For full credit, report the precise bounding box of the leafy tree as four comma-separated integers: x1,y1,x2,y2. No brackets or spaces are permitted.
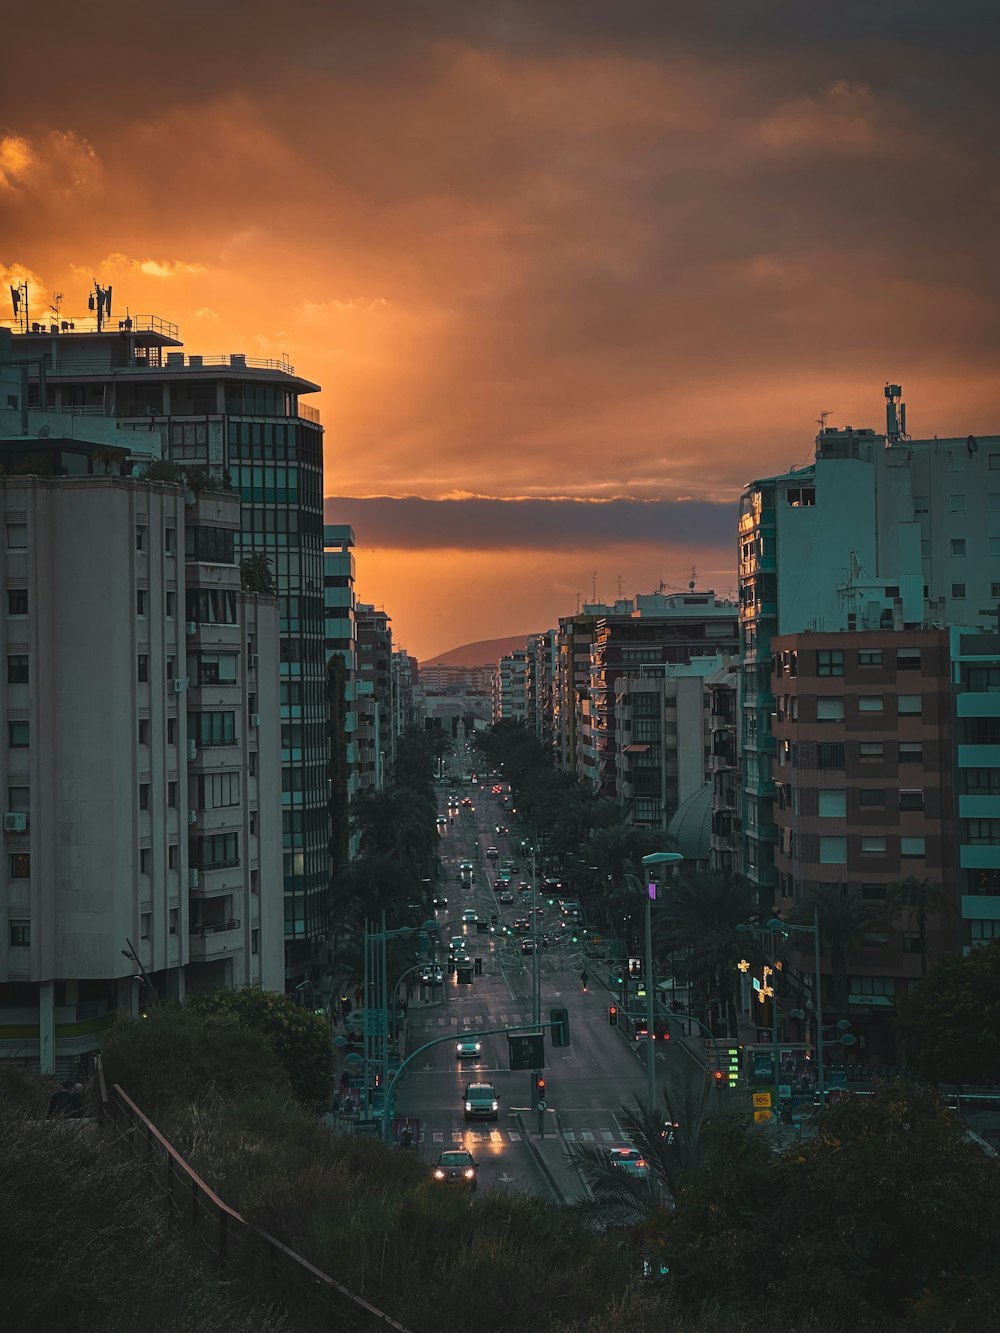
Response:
185,988,332,1111
659,1081,1000,1326
896,937,1000,1084
349,786,437,878
240,552,277,595
794,884,879,1018
654,870,757,1037
888,874,954,977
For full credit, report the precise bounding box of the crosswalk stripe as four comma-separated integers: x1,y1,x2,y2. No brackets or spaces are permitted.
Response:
581,1131,594,1141
563,1131,576,1142
432,1131,443,1141
508,1131,520,1141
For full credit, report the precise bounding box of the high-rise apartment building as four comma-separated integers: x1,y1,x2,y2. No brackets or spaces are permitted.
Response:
355,604,394,791
493,650,529,724
0,448,282,1073
9,309,326,979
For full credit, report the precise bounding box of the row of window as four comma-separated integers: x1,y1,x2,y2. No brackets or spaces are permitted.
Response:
778,739,926,768
813,694,923,720
817,835,927,863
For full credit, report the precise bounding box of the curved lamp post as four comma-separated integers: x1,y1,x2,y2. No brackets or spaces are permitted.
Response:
640,852,684,1110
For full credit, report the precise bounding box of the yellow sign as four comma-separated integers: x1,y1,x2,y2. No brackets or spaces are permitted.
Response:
753,1109,772,1124
752,1092,772,1109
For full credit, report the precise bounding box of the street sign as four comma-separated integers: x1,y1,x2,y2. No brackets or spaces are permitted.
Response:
752,1091,772,1109
753,1109,772,1124
508,1031,545,1071
536,1099,548,1112
354,1119,382,1137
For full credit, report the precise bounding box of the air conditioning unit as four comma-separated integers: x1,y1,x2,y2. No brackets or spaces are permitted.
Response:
188,809,198,825
171,677,186,694
188,869,200,889
248,654,258,670
186,621,197,636
3,813,27,833
250,713,261,728
187,739,198,761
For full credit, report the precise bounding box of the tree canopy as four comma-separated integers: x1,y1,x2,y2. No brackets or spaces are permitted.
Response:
896,938,1000,1085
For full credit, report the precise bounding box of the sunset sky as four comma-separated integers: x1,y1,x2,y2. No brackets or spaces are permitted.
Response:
2,1,998,661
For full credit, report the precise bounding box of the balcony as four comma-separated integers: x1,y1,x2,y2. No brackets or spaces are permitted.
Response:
189,919,241,960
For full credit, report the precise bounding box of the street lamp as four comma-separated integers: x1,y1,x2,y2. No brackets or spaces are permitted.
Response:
640,852,684,1111
765,910,825,1097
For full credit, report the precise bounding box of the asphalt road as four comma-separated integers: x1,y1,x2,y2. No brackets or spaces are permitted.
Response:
394,769,664,1199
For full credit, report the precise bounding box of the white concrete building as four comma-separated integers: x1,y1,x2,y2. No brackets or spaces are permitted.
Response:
0,468,282,1074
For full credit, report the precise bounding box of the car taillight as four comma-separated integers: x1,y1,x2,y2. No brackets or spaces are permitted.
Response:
636,1159,647,1168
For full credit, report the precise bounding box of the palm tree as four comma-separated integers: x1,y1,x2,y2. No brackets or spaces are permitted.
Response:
654,870,758,1037
793,885,879,1018
349,787,436,879
887,875,954,977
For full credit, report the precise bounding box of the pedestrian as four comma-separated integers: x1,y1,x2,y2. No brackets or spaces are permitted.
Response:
341,995,351,1019
68,1082,86,1118
47,1081,73,1119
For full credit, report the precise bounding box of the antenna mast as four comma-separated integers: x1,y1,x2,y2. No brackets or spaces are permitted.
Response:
88,279,113,332
9,281,28,332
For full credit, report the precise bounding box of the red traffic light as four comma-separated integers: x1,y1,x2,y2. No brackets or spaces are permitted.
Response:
608,1005,619,1027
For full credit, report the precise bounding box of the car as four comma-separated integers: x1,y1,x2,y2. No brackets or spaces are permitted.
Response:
432,895,448,909
520,939,535,955
450,936,467,953
518,882,533,894
464,1082,499,1122
456,1039,482,1061
485,846,499,859
609,1146,649,1178
512,918,530,932
432,1149,478,1189
461,909,478,924
461,797,473,807
495,825,509,835
540,933,552,948
497,890,514,904
496,871,512,885
421,966,444,985
436,816,448,827
460,860,474,872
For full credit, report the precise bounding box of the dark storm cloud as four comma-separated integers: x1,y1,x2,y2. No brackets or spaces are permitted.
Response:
324,495,735,552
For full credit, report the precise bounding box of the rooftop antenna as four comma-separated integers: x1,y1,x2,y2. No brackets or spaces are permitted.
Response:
884,383,907,442
9,280,28,331
817,409,833,432
689,565,697,593
591,570,598,603
49,291,63,317
88,279,113,332
617,573,623,599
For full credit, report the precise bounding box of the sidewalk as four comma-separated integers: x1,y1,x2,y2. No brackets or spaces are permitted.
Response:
514,1111,592,1204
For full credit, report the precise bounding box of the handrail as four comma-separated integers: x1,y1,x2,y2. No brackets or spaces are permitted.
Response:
95,1061,414,1332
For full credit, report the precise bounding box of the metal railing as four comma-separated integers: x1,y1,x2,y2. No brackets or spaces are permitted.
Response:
96,1062,413,1332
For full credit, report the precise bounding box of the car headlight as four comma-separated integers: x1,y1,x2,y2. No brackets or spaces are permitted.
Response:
465,1101,473,1111
464,1168,475,1180
491,1101,498,1111
433,1169,445,1180
474,1042,481,1052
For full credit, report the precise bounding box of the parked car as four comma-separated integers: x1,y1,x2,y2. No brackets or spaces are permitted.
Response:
432,1149,478,1189
464,1082,499,1122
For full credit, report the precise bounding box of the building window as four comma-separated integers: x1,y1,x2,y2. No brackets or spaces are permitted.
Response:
816,742,845,769
135,524,146,551
992,584,1000,599
898,695,922,715
861,836,886,854
169,908,179,935
251,928,260,956
196,771,240,809
168,844,178,869
138,719,150,746
786,487,815,507
8,721,29,748
249,751,257,777
136,589,147,616
861,882,887,902
167,717,177,745
899,742,923,763
952,583,966,599
858,650,882,666
896,648,921,670
189,832,240,869
818,790,846,817
951,538,966,556
7,523,27,549
191,653,239,686
858,741,884,760
851,975,895,997
140,912,151,940
859,697,883,712
190,712,236,747
249,810,258,836
138,655,149,683
8,786,29,814
139,783,150,811
9,852,30,878
140,848,151,875
899,790,924,811
817,649,844,677
7,588,28,616
970,920,1000,944
966,819,1000,845
949,495,965,512
859,788,886,806
817,697,844,721
168,780,177,808
819,837,847,864
901,836,926,857
166,592,176,618
965,768,1000,794
165,527,175,554
7,655,28,684
9,920,29,947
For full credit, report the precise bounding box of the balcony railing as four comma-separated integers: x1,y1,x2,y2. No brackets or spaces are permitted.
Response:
190,919,240,936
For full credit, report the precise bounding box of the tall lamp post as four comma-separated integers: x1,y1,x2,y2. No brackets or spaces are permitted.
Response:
640,852,684,1111
766,909,825,1097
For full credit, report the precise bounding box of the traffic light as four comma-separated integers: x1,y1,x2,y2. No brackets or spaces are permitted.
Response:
608,1004,619,1027
535,1074,546,1099
549,1006,570,1047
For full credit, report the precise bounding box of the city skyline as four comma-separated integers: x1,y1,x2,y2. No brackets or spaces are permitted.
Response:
3,1,998,660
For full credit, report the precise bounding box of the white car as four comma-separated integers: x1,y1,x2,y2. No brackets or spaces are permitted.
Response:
609,1146,650,1178
456,1039,482,1061
461,909,478,924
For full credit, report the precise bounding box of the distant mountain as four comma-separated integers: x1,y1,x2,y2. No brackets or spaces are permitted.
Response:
423,634,542,668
